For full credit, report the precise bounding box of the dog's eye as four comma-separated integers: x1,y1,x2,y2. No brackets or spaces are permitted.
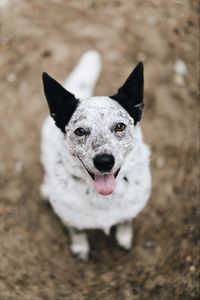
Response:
114,123,126,132
74,127,86,136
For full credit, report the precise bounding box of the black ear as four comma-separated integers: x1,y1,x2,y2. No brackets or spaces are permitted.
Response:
110,62,144,125
42,72,79,133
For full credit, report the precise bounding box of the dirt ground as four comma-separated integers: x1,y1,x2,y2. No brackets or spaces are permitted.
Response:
0,0,199,299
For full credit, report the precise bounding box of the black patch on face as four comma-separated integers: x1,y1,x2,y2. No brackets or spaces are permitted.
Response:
72,174,82,181
123,176,129,182
42,72,79,133
110,62,144,125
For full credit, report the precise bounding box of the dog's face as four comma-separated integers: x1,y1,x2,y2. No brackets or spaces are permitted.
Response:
42,62,144,195
66,96,135,194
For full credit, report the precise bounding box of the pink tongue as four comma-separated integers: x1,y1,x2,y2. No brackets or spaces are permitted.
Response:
94,174,116,196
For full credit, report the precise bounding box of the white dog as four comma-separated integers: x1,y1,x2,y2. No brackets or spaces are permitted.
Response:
41,50,151,260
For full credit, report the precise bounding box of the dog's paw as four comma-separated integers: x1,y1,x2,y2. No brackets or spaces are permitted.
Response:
70,242,89,261
69,228,89,261
116,222,133,250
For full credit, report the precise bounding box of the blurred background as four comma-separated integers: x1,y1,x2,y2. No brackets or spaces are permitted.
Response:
0,0,199,299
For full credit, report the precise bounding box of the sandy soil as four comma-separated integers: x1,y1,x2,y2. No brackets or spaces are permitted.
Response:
0,0,199,299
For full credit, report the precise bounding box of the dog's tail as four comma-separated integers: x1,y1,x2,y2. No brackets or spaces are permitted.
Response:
63,50,101,99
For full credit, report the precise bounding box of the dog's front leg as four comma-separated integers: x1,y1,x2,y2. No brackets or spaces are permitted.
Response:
115,221,133,250
68,227,89,261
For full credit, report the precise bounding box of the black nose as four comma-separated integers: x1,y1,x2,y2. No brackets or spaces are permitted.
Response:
93,154,115,172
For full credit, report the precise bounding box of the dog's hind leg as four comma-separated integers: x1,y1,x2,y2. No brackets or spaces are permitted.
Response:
68,227,89,261
63,50,101,99
115,221,133,250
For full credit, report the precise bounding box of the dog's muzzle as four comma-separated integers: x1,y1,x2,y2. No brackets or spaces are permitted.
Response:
77,155,120,196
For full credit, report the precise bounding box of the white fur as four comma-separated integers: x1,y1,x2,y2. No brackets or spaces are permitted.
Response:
68,228,89,261
41,50,151,259
116,221,133,250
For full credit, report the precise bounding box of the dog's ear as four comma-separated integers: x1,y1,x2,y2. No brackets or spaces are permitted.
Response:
42,72,79,133
110,62,144,125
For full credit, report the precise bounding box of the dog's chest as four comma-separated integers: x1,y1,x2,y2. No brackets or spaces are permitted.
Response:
41,117,151,230
49,147,151,230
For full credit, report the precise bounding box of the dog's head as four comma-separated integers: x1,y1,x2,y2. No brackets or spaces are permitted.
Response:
42,62,144,196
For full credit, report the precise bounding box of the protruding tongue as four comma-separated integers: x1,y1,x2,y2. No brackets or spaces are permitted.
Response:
94,174,116,196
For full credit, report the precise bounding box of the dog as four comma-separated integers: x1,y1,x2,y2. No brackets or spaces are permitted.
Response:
41,50,151,260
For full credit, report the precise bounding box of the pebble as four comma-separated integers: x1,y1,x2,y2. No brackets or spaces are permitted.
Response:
42,49,52,58
174,59,187,76
145,275,165,290
14,160,23,175
156,157,165,168
189,265,196,272
155,246,162,254
185,256,192,262
173,74,185,86
137,52,147,62
148,16,158,25
144,240,155,249
102,271,113,283
7,73,16,83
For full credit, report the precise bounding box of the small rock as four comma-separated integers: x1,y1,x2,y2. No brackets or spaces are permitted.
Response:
42,49,52,58
137,52,147,62
7,73,16,83
109,281,116,287
148,16,158,25
144,240,155,249
155,246,161,254
14,160,23,174
189,265,196,272
173,74,185,86
101,271,113,283
174,59,187,76
156,157,165,168
32,285,39,292
145,275,165,290
185,256,192,263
